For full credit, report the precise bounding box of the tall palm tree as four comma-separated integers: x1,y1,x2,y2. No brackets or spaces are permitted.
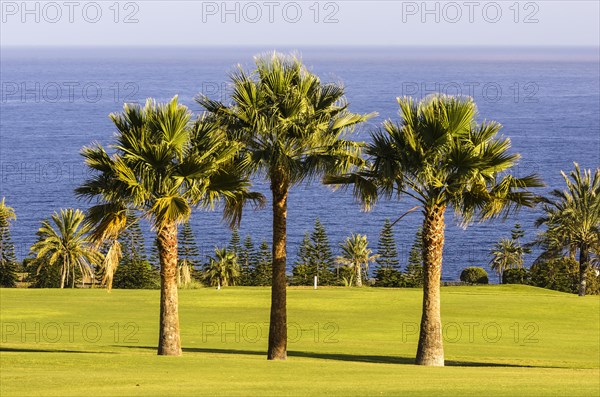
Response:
76,97,263,356
30,209,102,288
204,247,240,289
197,52,373,360
336,234,378,287
489,238,524,283
535,163,600,296
326,95,542,366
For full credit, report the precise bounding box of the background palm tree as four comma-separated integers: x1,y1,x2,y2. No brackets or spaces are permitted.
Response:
535,163,600,296
326,94,542,366
76,97,262,356
336,234,378,287
197,52,373,360
489,238,524,283
30,209,101,288
204,247,240,289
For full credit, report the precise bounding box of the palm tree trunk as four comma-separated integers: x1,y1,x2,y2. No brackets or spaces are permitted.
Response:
268,174,288,360
578,244,589,297
60,264,66,289
416,205,446,366
355,262,363,287
157,221,182,356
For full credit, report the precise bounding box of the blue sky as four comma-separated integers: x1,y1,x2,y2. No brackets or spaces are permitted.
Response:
1,1,599,47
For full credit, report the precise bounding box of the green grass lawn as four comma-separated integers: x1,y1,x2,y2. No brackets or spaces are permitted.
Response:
0,285,598,396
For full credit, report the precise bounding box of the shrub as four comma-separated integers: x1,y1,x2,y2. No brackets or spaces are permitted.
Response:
530,258,599,295
585,266,600,295
529,257,578,293
460,267,489,284
502,268,529,284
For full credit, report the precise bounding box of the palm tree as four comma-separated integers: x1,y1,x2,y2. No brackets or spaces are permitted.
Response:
489,238,524,283
197,52,373,360
30,209,102,288
535,163,600,296
325,94,542,366
336,234,378,287
76,97,263,356
204,247,240,289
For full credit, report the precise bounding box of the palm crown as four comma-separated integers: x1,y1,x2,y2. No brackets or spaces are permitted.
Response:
76,96,261,237
197,52,374,186
331,95,543,220
537,163,600,250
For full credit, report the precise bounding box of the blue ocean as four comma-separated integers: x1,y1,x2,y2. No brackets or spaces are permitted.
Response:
1,46,598,281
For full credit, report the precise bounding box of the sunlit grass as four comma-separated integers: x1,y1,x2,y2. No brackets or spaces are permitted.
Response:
0,285,598,396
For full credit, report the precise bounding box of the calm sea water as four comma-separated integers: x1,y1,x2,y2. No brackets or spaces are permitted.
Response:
1,47,599,281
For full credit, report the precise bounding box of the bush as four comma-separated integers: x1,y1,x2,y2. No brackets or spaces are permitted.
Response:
529,257,578,293
502,268,529,284
585,266,600,295
460,267,489,284
530,258,599,295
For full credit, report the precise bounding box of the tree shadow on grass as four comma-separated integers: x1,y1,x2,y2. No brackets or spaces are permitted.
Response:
0,346,116,354
120,345,540,368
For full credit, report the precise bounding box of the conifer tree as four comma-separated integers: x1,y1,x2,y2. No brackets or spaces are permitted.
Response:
119,213,147,264
149,238,160,269
228,228,242,255
376,218,400,268
308,218,335,285
0,198,18,287
292,232,313,285
404,227,424,287
177,221,200,286
112,214,158,289
374,218,402,286
253,240,272,286
178,221,200,268
238,235,256,285
511,223,526,241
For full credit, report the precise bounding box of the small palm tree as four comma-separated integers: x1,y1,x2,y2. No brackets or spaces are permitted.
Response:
204,247,240,289
76,97,262,355
326,94,542,366
489,238,524,283
198,52,373,360
30,209,102,288
336,234,378,287
535,163,600,296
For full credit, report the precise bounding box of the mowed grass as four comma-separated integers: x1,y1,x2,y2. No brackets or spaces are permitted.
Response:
0,285,598,396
